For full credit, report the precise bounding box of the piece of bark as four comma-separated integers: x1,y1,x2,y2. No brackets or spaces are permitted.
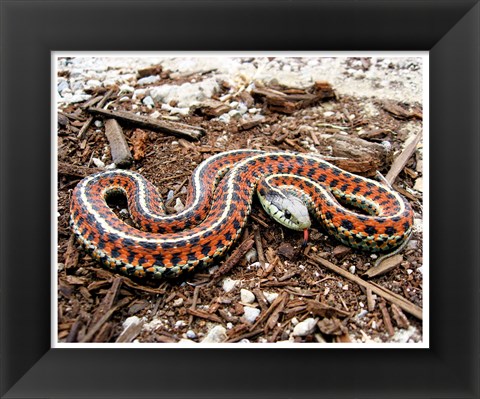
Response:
192,99,230,117
363,254,404,278
88,107,205,140
104,119,133,168
131,129,149,161
116,317,145,343
211,237,254,280
238,115,266,131
379,299,395,336
382,100,423,120
58,162,103,178
391,303,410,329
251,81,335,114
305,300,351,318
319,134,391,175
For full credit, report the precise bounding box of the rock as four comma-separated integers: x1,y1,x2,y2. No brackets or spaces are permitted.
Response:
137,75,160,85
142,96,155,108
243,307,261,323
201,325,227,343
186,330,197,339
174,198,185,213
149,78,220,108
413,177,423,192
240,289,255,304
292,318,317,337
263,292,278,304
222,277,238,293
92,157,105,168
174,320,187,329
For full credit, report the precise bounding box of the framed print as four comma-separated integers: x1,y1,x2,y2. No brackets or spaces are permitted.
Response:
1,1,479,398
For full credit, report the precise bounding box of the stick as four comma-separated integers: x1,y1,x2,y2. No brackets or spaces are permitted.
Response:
104,119,133,168
385,128,423,184
87,107,205,141
77,90,113,140
307,254,423,320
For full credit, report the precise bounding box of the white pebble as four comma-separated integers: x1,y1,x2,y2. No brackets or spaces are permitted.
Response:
263,292,278,304
173,297,184,307
174,198,185,212
201,325,227,343
245,248,257,263
186,330,197,339
174,320,187,329
292,318,317,337
92,157,105,168
240,289,256,304
94,120,103,128
222,278,238,293
348,266,356,274
243,307,261,323
142,96,155,108
137,75,160,85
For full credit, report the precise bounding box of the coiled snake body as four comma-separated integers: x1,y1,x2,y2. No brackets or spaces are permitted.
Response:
70,149,413,279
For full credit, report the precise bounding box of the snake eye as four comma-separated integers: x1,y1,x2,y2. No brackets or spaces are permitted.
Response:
284,210,292,219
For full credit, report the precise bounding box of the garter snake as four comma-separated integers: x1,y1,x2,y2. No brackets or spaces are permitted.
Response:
70,149,414,279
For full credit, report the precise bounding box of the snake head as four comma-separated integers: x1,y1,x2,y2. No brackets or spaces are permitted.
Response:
258,188,311,232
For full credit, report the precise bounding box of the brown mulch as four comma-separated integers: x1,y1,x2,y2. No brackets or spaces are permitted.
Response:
57,67,424,345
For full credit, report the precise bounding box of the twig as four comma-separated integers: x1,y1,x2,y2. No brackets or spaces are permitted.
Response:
379,299,395,336
211,237,255,281
87,107,205,141
77,89,113,140
253,226,266,269
306,254,423,320
385,128,423,184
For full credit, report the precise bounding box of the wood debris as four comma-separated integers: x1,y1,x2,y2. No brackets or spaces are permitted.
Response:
88,106,205,140
104,119,133,168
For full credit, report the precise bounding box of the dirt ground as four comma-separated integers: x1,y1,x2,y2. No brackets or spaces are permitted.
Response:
56,56,424,345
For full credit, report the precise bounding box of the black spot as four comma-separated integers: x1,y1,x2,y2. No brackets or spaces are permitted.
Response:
352,186,361,194
324,211,333,220
392,216,401,222
201,245,211,256
340,184,349,192
378,187,387,193
224,232,233,242
330,179,339,188
233,219,241,230
127,253,135,264
170,254,182,266
353,177,362,183
385,226,396,235
403,221,411,231
387,193,395,200
341,219,354,230
110,248,120,258
366,182,375,188
318,174,327,182
332,169,341,176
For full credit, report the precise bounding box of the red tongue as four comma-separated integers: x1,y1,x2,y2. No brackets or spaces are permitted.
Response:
303,229,309,246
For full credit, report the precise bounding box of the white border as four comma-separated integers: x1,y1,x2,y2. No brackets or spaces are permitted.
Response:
52,51,429,349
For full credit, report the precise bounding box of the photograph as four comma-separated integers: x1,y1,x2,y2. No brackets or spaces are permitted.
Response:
55,53,427,347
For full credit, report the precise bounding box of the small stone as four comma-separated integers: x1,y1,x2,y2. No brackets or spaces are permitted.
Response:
222,278,238,293
342,284,349,291
323,111,335,117
186,330,197,339
413,177,423,193
292,318,317,337
348,266,356,274
173,298,184,307
92,157,105,168
263,292,278,304
122,315,141,330
94,120,103,128
174,320,187,329
245,248,257,263
240,289,255,304
174,198,184,212
57,262,65,272
137,75,160,85
142,96,155,108
201,325,227,343
243,307,261,323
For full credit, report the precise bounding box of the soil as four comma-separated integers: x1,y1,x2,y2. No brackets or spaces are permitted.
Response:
56,56,424,345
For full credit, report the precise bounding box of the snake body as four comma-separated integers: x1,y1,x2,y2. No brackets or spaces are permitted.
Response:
70,150,414,279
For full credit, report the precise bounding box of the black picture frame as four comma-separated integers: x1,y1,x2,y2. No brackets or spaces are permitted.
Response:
1,1,479,398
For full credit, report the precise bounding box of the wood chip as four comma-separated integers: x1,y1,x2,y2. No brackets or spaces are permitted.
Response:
379,299,395,336
131,129,149,161
104,119,133,168
391,303,410,329
363,254,403,278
